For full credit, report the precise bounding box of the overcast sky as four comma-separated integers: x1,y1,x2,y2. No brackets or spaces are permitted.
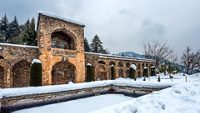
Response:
0,0,200,59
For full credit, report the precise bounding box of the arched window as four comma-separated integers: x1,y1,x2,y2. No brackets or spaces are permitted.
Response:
51,31,75,50
0,56,4,59
98,61,106,64
118,69,124,78
126,63,130,68
109,61,116,66
118,62,124,67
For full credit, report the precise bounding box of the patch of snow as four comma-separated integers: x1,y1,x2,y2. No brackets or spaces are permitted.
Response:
32,59,41,64
13,94,133,113
0,43,38,49
130,64,136,70
91,79,200,113
87,63,92,66
144,66,148,69
38,11,85,27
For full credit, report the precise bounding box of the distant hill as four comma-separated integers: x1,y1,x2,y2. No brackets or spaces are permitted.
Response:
117,51,145,58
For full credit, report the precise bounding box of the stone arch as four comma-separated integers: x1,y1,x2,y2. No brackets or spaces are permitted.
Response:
96,61,107,80
0,66,4,87
51,61,76,85
126,62,130,68
118,62,124,67
138,71,142,77
118,69,124,78
98,60,106,64
138,63,141,70
126,69,130,78
109,61,116,66
0,56,4,59
51,30,75,50
142,63,145,69
12,60,31,87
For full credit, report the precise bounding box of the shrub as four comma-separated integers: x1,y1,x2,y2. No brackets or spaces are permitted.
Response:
86,65,95,82
158,75,161,82
129,68,136,81
30,60,42,86
111,66,115,80
143,68,148,77
151,67,156,76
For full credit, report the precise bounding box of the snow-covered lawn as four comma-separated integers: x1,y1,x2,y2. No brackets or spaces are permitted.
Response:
13,94,133,113
2,73,200,113
92,78,200,113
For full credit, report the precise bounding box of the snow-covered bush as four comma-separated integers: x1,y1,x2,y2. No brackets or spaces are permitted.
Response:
129,68,136,81
86,65,95,82
151,67,156,76
30,59,42,86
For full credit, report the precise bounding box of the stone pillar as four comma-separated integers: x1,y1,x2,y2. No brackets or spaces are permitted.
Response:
39,52,53,85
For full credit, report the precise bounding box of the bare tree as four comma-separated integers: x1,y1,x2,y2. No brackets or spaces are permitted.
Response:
143,40,174,67
181,46,199,74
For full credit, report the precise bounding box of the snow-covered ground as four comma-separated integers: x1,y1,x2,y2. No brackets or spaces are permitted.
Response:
13,94,133,113
2,73,200,113
14,80,200,113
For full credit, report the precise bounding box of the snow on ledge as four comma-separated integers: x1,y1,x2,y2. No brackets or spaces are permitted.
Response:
0,43,38,49
38,11,85,27
0,79,174,99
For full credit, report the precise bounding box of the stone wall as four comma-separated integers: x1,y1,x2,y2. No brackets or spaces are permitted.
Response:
85,52,155,81
0,44,39,88
0,12,156,88
37,13,85,85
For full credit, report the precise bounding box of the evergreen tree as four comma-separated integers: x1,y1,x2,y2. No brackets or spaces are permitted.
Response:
0,14,9,42
30,60,42,86
151,67,156,76
143,68,148,77
21,18,37,45
29,18,37,45
22,19,30,44
7,16,20,43
90,35,103,53
84,37,91,52
90,35,109,54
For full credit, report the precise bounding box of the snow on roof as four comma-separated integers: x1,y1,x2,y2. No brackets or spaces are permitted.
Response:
85,52,155,62
130,64,137,70
38,11,85,27
32,59,41,64
0,43,38,49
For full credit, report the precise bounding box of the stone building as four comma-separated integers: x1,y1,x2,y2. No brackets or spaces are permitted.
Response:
0,12,155,88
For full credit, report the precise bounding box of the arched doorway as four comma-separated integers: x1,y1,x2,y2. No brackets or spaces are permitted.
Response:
0,66,4,87
96,61,107,80
12,60,31,87
51,31,75,50
52,61,76,85
118,69,124,78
